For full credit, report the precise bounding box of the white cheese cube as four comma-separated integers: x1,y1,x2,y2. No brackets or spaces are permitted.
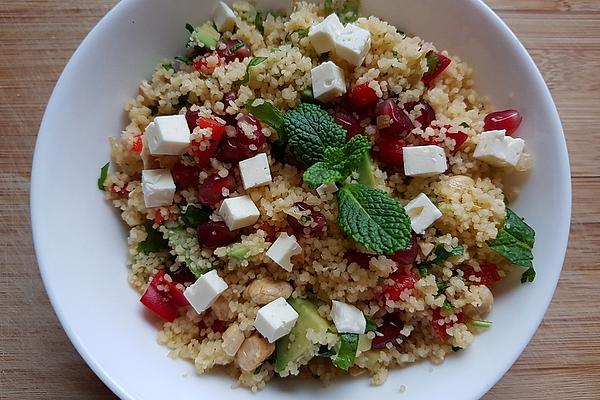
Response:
311,61,346,103
141,169,176,208
331,300,366,334
403,145,448,177
334,23,371,66
184,270,228,314
144,115,191,155
254,297,299,343
213,1,236,32
239,153,272,189
218,195,260,230
404,193,442,234
308,13,343,54
316,183,338,197
473,130,525,167
266,233,302,272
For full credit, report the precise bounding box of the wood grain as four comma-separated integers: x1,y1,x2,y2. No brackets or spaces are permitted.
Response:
1,1,599,399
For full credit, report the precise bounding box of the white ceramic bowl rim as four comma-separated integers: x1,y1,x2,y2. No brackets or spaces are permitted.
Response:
31,1,571,399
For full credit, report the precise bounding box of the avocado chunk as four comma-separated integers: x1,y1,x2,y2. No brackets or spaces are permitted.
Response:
189,22,220,50
275,298,331,374
357,153,376,187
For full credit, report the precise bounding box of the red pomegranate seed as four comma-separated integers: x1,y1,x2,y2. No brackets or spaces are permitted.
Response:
383,268,419,301
193,51,223,75
197,221,239,249
216,136,246,163
344,250,371,268
258,221,278,242
223,91,237,107
372,314,405,349
419,124,469,155
197,174,236,207
375,99,414,139
405,100,436,128
217,39,252,63
422,51,452,85
191,117,226,168
131,135,143,153
431,308,464,342
483,109,523,136
185,110,200,131
168,266,197,286
333,111,363,141
110,185,129,197
461,264,501,285
236,114,265,149
349,82,379,110
171,162,200,189
375,136,406,169
390,233,418,265
286,202,327,236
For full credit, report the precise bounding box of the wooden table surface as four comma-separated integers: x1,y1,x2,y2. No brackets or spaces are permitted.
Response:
1,1,599,398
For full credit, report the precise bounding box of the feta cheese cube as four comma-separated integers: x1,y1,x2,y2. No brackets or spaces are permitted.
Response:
311,61,346,103
184,270,228,314
316,182,338,197
266,233,302,272
141,169,176,208
404,193,442,234
213,1,236,32
334,23,371,66
331,300,366,334
144,115,191,155
308,13,343,54
218,195,260,230
239,153,272,189
254,297,299,342
473,130,525,167
403,145,448,177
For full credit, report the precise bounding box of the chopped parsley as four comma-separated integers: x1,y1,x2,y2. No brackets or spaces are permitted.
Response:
137,224,169,255
325,0,360,24
254,13,264,34
97,162,109,191
161,63,174,71
470,319,493,329
365,316,377,333
180,204,211,228
332,333,359,370
234,56,268,85
175,55,192,65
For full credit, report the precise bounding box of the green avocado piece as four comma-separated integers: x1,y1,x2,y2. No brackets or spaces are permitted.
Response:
357,153,376,187
190,22,220,50
275,298,331,374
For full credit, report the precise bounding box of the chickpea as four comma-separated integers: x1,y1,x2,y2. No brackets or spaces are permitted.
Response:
235,334,275,372
445,175,475,190
222,323,245,357
464,285,494,319
244,278,293,305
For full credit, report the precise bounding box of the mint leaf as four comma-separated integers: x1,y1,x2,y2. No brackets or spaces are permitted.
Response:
282,103,345,166
234,56,267,85
138,224,169,255
303,135,371,188
245,98,285,131
365,317,377,333
337,183,411,254
97,162,109,191
333,333,359,370
433,244,464,264
185,23,195,34
357,154,375,187
181,204,211,228
254,13,264,34
294,28,309,38
426,51,439,74
175,55,192,65
161,63,174,71
488,208,536,281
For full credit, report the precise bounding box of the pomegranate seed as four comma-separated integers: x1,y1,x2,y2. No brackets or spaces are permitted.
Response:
223,91,237,107
185,110,199,131
333,111,363,141
192,117,226,168
217,39,252,63
236,115,265,148
349,82,379,110
216,137,246,163
131,135,143,153
171,162,200,189
461,264,501,285
168,266,197,286
431,308,464,342
197,174,236,207
110,185,129,197
375,99,414,139
422,51,452,85
419,124,469,155
375,136,405,169
258,221,278,242
383,268,419,301
193,51,222,75
197,221,238,249
483,109,522,136
372,314,405,349
344,250,371,268
405,100,436,128
286,202,327,236
390,233,418,265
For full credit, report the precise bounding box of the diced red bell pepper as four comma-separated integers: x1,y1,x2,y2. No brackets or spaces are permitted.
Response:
191,117,226,168
422,51,452,85
461,264,501,285
349,82,379,110
140,271,189,322
131,135,143,153
431,308,464,342
383,269,420,301
193,51,223,75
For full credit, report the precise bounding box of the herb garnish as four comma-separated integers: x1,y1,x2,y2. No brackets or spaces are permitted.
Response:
138,224,169,255
97,162,109,191
234,56,268,85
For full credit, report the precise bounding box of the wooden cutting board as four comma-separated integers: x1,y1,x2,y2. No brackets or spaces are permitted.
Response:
1,1,598,398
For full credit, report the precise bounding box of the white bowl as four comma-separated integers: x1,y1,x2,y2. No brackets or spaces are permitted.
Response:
31,0,571,399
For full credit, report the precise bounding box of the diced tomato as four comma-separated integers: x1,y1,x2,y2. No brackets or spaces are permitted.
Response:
258,221,277,242
431,308,464,342
110,185,129,197
140,271,189,322
422,51,452,85
191,117,226,168
132,135,143,153
153,209,172,225
193,52,223,75
171,162,200,189
349,82,380,109
461,263,501,285
344,250,372,268
420,124,468,154
383,269,420,301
